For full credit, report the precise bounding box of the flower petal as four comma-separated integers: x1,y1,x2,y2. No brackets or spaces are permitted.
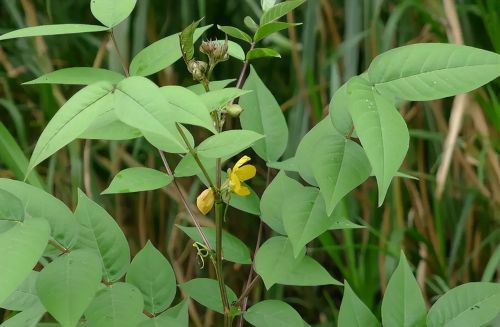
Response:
234,155,251,170
235,165,256,182
234,185,250,196
196,188,214,215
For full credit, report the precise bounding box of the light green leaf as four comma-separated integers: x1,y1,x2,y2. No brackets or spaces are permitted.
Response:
244,300,305,327
0,302,46,327
114,76,186,153
174,152,216,178
244,16,259,31
226,40,246,61
159,86,216,133
312,135,371,215
282,187,336,257
254,22,301,42
129,25,212,76
0,179,79,251
240,66,288,162
102,167,173,194
368,43,500,101
197,130,264,158
261,0,277,11
347,76,409,206
427,282,500,327
246,48,281,60
85,282,144,327
226,183,261,215
179,278,237,314
139,299,189,327
260,171,303,234
24,68,124,85
74,191,130,282
187,79,236,95
295,117,339,186
28,81,114,171
0,189,24,222
0,24,109,41
90,0,137,28
329,83,352,135
176,225,251,264
0,218,50,304
79,109,141,140
180,18,203,61
260,0,306,25
338,281,381,327
126,241,176,314
381,252,426,327
199,88,251,112
1,271,40,311
217,25,252,43
36,250,102,327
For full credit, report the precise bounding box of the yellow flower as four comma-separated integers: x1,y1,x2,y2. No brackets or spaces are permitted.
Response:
196,188,214,215
227,156,256,196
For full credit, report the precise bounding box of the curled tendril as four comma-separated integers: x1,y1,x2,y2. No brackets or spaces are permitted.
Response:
192,242,210,268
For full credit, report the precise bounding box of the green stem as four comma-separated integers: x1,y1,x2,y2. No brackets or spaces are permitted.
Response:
215,199,231,326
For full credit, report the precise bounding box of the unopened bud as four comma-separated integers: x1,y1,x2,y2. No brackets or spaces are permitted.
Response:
187,60,208,81
226,104,243,117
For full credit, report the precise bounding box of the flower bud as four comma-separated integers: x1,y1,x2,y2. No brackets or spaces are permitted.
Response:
226,104,243,117
187,60,208,81
196,188,214,215
200,39,229,65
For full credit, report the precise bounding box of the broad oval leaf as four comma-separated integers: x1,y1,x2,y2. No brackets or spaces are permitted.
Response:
0,189,24,222
126,241,176,314
28,81,114,171
0,24,109,41
254,22,301,42
102,167,173,194
246,48,281,60
427,282,500,327
199,88,251,112
0,218,50,304
217,25,252,43
74,191,130,282
338,281,381,327
381,252,426,327
80,109,141,140
1,271,40,311
312,135,371,215
329,83,352,135
261,0,277,11
179,278,237,314
368,43,500,101
196,130,264,158
244,300,305,327
129,25,212,76
0,302,46,327
347,76,409,206
36,250,102,327
240,66,288,162
225,40,246,61
260,0,306,25
176,225,251,264
90,0,137,28
84,282,144,327
138,299,189,327
24,68,124,85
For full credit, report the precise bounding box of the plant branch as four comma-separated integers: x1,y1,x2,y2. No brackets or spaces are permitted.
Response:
215,200,231,326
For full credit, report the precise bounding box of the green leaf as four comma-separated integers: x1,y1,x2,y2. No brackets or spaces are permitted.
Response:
381,252,426,327
90,0,137,28
254,22,300,42
0,189,24,222
261,0,277,11
176,225,251,264
427,282,500,327
24,68,124,85
368,43,500,101
129,25,212,76
244,16,259,30
347,76,409,206
102,167,173,194
312,135,371,215
217,25,252,43
0,218,50,304
139,299,189,327
0,302,46,327
179,278,237,314
187,79,236,95
174,152,216,178
227,183,261,215
36,250,102,327
260,0,306,25
199,88,251,112
126,241,176,314
244,300,305,327
180,18,203,62
28,81,114,171
282,187,337,257
159,86,216,133
266,157,298,172
84,282,144,327
197,130,264,158
1,271,40,311
79,109,141,140
114,76,186,153
0,179,79,250
240,66,288,162
0,24,109,41
260,171,303,234
295,117,339,186
74,191,130,282
329,83,352,135
338,281,381,327
226,40,246,61
246,48,281,60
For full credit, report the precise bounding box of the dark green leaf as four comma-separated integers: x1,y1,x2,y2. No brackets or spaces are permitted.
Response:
260,0,306,25
179,18,204,61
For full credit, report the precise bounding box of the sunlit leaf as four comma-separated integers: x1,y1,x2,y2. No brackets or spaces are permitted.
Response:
24,68,124,85
260,0,306,25
90,0,137,27
0,24,109,41
196,130,264,158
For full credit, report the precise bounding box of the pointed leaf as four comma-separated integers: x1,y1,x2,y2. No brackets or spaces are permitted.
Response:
199,88,251,112
126,241,176,314
179,19,203,61
246,48,281,60
240,66,288,162
179,278,237,314
0,302,45,327
244,300,305,327
0,24,109,41
36,250,102,327
260,0,306,25
187,79,236,95
196,130,264,158
217,25,252,43
347,76,409,205
338,281,381,327
80,109,141,140
24,68,124,85
102,167,173,194
0,189,24,222
254,22,301,42
139,299,189,327
0,218,50,304
90,0,137,28
1,271,40,311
